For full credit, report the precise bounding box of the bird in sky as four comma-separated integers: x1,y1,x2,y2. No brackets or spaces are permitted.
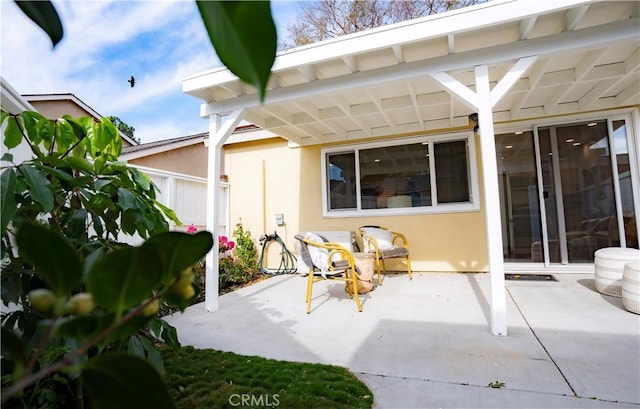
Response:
128,75,135,87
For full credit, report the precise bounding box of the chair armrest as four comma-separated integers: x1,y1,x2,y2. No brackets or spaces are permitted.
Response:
361,232,381,252
391,231,409,248
300,238,355,272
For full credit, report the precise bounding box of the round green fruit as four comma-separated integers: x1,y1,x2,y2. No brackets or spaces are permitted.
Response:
29,289,56,315
66,293,95,315
142,299,160,316
178,284,195,300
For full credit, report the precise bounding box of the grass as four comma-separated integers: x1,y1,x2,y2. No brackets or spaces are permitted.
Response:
162,346,374,409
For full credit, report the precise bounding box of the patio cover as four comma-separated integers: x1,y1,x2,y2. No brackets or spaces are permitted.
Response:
182,0,640,336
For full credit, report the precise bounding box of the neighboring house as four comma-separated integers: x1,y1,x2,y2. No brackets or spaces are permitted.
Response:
119,123,276,236
183,0,640,334
0,83,208,240
121,133,211,233
25,93,138,148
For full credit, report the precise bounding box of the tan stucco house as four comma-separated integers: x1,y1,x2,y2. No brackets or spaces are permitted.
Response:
182,0,640,335
24,93,138,148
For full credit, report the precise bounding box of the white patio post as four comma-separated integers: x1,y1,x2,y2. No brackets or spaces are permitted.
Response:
475,64,507,336
431,57,536,336
204,109,246,312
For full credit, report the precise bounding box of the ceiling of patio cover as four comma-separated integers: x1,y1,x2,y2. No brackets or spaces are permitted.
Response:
183,0,640,146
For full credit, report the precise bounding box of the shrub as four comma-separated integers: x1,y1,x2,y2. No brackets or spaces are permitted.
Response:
0,110,212,408
218,221,259,290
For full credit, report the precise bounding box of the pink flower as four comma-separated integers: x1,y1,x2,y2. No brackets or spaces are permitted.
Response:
186,225,198,234
227,241,235,250
219,236,228,243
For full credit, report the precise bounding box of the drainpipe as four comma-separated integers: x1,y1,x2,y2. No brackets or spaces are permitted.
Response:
262,160,267,234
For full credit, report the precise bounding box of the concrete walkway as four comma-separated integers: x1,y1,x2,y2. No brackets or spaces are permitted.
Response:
164,272,640,408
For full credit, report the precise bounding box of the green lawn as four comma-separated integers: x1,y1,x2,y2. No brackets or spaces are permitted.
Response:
162,346,374,409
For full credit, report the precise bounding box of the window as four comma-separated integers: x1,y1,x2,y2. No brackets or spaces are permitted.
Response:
322,133,479,217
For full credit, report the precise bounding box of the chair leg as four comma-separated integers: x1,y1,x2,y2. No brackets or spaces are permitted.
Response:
380,258,389,285
406,256,413,280
375,257,383,286
347,269,363,312
305,271,314,313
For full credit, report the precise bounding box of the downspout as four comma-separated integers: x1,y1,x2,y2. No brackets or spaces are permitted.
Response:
262,160,267,234
204,109,246,312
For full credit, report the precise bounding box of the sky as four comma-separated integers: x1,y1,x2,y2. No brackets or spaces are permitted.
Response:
0,0,300,143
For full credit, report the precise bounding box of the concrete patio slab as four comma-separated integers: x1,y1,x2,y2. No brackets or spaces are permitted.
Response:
164,272,640,408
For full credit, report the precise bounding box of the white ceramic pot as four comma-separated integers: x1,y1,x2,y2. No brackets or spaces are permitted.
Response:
594,247,640,297
622,259,640,314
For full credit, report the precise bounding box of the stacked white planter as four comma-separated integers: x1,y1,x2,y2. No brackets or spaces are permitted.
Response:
594,247,640,297
622,259,640,314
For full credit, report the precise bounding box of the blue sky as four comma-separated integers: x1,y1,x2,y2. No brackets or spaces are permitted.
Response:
0,1,300,143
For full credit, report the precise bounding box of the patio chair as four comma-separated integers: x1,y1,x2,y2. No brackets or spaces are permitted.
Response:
294,232,363,314
359,225,412,285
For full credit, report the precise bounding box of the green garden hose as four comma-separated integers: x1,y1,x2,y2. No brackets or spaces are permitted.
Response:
258,232,297,275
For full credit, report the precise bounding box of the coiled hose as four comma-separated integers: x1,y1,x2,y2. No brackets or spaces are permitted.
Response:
258,231,297,275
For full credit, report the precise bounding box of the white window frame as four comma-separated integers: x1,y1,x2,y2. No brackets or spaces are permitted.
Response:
321,131,480,218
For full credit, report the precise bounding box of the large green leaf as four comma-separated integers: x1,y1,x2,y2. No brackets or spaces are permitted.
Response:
196,1,276,102
37,117,55,149
81,353,176,409
142,231,213,283
86,246,161,315
15,223,83,296
153,200,181,225
14,0,64,47
117,187,135,211
1,169,17,235
130,168,150,191
21,111,45,144
100,117,121,157
65,156,94,174
55,118,75,152
19,164,54,212
3,115,23,149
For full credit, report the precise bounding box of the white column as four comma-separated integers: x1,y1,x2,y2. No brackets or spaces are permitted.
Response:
204,109,246,312
475,64,507,336
205,114,221,312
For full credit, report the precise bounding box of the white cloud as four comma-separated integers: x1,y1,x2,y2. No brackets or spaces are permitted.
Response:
1,0,221,142
135,114,207,143
1,0,296,143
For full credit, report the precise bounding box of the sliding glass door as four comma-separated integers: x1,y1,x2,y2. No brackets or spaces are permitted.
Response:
497,115,638,265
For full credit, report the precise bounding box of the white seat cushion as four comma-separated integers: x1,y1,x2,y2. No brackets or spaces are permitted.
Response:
361,227,394,251
304,232,330,272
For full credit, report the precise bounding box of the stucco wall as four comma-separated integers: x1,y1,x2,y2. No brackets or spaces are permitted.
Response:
30,100,93,120
128,143,208,178
224,136,489,273
28,99,134,148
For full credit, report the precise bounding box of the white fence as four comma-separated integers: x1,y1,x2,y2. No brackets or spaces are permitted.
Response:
128,164,229,240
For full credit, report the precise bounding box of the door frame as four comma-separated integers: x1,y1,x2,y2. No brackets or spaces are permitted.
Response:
497,108,640,270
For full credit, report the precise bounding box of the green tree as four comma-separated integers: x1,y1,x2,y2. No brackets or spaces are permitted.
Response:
286,0,487,47
1,110,213,407
106,115,138,143
3,1,276,406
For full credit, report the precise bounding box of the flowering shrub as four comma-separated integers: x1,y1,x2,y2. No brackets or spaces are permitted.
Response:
218,236,235,253
218,222,259,291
